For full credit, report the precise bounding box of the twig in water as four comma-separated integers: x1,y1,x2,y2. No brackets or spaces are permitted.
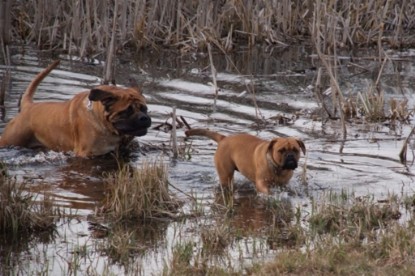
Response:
180,116,191,130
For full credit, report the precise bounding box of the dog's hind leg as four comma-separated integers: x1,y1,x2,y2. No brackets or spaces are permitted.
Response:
214,160,236,189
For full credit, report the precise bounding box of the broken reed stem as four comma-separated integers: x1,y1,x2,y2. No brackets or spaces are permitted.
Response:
314,68,333,118
375,50,389,89
207,43,218,107
399,126,415,165
171,107,178,158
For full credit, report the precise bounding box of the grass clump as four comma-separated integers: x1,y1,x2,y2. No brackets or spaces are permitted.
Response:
101,160,181,222
309,192,400,239
252,192,415,275
200,222,231,255
0,172,58,236
358,85,386,122
98,226,146,266
162,241,240,276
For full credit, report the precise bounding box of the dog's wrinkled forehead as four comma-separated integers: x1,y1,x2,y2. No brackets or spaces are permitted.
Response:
275,138,298,150
89,85,147,111
272,137,306,155
112,87,146,108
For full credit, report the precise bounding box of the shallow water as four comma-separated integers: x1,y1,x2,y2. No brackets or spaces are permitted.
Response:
0,46,414,274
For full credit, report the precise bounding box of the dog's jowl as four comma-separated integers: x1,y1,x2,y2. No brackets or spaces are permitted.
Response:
0,60,151,157
185,128,306,194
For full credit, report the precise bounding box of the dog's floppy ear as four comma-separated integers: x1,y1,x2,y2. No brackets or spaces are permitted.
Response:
89,89,118,108
296,139,306,155
267,138,278,152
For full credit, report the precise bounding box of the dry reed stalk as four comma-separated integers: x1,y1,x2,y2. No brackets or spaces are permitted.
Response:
103,0,118,84
0,69,10,119
314,67,334,119
171,107,178,158
374,50,390,88
207,43,218,106
399,126,415,165
0,0,11,45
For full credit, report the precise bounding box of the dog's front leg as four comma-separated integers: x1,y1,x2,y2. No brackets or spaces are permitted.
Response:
255,179,270,194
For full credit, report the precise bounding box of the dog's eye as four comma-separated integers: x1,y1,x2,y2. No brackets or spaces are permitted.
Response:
123,106,135,116
140,106,148,113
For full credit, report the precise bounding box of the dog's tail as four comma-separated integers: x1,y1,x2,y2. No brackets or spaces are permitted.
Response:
185,128,226,143
20,60,60,109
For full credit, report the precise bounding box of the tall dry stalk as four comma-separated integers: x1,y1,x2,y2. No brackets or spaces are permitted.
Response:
399,126,415,165
171,107,178,158
0,0,11,45
103,0,118,84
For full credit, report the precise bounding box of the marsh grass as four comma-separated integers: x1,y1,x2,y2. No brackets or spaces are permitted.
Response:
98,227,146,266
200,222,231,255
101,160,181,222
259,220,415,275
264,198,305,249
309,192,401,239
252,192,415,275
0,173,58,236
163,240,239,276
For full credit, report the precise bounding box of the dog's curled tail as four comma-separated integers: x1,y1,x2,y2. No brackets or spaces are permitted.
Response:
20,60,60,109
185,128,226,143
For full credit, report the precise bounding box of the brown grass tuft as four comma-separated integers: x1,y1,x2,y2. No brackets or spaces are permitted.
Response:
101,160,181,222
0,172,58,236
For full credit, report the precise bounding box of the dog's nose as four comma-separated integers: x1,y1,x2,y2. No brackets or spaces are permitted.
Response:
139,114,152,126
283,154,298,170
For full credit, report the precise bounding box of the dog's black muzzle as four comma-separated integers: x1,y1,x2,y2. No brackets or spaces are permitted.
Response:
114,112,152,136
282,153,298,170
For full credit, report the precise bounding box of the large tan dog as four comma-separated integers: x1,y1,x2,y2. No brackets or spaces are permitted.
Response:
0,60,151,157
185,129,306,194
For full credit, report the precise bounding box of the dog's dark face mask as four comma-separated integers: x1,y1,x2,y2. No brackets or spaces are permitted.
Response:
112,104,151,136
89,87,152,136
282,152,298,170
268,138,306,172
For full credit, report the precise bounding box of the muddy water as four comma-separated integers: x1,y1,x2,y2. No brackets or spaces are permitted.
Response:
0,46,414,274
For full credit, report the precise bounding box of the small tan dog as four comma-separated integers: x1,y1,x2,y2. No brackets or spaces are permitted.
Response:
0,60,151,157
185,128,306,194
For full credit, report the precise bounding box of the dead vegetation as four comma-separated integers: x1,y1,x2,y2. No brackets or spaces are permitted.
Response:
4,0,415,59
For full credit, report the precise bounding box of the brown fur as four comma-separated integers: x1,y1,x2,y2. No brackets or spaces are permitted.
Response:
0,60,151,157
186,128,306,194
